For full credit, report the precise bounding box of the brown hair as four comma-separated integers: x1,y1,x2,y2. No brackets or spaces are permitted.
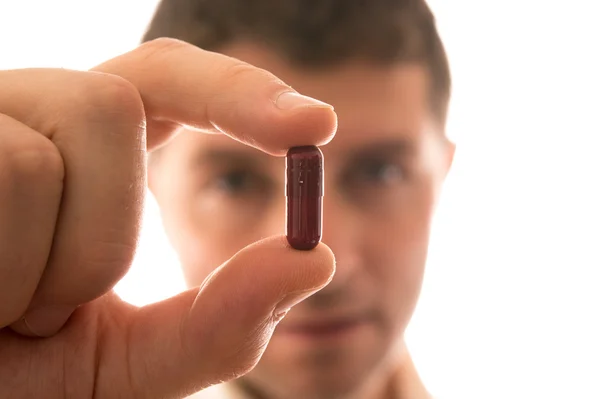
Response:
143,0,451,123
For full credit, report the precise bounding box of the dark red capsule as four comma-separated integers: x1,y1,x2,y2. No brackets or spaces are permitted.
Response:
286,146,323,250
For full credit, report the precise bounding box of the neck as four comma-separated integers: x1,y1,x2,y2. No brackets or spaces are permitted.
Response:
359,340,430,399
392,341,431,399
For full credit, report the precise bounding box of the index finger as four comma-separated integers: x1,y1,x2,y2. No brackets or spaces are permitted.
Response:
93,38,338,155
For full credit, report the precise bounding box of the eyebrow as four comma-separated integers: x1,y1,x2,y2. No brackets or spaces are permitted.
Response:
346,138,417,159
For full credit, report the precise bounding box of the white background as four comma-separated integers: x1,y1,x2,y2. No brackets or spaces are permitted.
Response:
1,1,599,398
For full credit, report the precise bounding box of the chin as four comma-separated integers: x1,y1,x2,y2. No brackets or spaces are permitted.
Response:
243,328,393,399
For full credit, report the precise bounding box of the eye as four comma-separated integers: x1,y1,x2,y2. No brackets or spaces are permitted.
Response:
214,170,266,195
347,158,405,186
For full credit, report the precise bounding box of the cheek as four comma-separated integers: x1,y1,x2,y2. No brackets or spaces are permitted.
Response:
365,180,436,328
369,179,436,264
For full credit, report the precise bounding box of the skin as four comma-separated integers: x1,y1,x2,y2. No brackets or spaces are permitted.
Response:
0,39,338,399
151,43,455,399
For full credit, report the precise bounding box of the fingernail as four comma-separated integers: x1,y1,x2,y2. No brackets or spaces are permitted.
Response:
21,305,76,337
275,91,333,111
274,288,321,316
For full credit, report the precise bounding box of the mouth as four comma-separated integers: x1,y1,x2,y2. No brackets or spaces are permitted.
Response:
278,315,370,341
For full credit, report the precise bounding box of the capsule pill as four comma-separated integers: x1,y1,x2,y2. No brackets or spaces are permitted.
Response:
285,146,323,250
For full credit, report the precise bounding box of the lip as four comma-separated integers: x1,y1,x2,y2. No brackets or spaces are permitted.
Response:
277,315,371,341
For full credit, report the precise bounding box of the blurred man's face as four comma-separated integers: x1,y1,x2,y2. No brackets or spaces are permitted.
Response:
151,44,453,399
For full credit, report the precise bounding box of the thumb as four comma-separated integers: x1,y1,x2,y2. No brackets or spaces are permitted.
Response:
123,236,335,399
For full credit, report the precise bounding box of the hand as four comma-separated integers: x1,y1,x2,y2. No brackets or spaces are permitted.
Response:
0,38,337,399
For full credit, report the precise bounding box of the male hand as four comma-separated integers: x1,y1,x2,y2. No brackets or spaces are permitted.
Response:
0,38,337,399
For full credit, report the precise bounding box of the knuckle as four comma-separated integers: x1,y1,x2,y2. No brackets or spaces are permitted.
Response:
0,133,64,186
139,37,190,55
76,73,145,129
135,37,193,69
222,61,279,87
223,61,259,81
219,61,289,100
